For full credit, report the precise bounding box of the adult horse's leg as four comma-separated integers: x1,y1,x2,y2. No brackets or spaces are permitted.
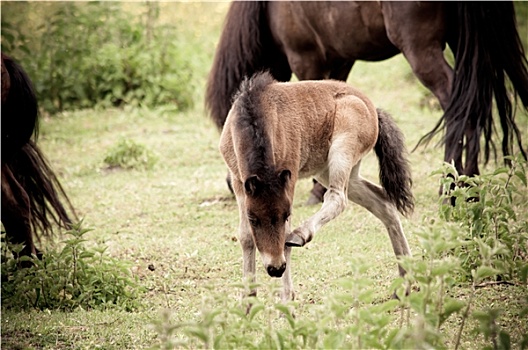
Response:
381,3,452,109
329,61,354,81
381,3,464,174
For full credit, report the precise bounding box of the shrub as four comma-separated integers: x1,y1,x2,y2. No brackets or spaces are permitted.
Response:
1,222,143,311
103,138,158,170
435,154,528,284
1,2,194,114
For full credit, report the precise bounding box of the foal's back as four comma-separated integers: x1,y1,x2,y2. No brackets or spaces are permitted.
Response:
266,80,378,174
221,73,378,179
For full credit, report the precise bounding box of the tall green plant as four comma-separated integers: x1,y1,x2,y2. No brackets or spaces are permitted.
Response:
435,154,528,284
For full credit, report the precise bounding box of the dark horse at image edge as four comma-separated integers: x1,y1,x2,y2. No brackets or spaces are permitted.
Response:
1,53,76,262
206,1,528,202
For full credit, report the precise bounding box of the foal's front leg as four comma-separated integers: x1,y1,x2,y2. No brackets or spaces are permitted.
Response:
233,179,257,299
286,134,353,247
281,218,295,302
286,186,348,247
239,217,257,297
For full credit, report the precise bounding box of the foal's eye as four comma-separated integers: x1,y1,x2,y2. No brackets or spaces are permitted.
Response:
283,211,291,221
247,214,260,227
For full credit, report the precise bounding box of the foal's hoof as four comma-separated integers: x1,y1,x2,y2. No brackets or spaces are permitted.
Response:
285,233,305,247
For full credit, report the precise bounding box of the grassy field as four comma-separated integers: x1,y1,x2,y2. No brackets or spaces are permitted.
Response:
2,3,528,349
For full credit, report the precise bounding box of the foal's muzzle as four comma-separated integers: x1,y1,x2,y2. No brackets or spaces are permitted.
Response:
266,262,286,278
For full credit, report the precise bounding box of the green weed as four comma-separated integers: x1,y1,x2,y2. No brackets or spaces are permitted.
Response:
435,153,528,284
103,138,158,171
1,222,143,311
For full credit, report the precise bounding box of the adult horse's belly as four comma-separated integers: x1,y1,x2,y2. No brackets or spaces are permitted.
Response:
268,1,400,62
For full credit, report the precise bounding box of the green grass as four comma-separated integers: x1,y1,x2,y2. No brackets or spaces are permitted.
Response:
2,3,528,349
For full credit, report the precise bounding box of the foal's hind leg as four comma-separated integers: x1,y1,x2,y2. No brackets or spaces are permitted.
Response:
347,164,411,277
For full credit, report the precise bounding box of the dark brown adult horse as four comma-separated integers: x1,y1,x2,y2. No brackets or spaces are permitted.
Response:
206,1,528,202
1,54,76,262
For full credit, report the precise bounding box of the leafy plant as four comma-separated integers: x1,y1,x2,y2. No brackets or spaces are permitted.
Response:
435,154,528,284
103,138,158,170
150,277,402,350
1,223,143,311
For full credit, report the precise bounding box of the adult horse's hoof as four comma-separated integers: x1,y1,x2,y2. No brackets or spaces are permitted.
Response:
285,233,305,247
305,179,325,205
305,193,322,205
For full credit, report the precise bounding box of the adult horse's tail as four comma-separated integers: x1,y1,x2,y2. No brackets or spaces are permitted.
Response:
1,54,76,249
205,1,291,130
425,2,528,170
3,141,76,238
375,109,414,217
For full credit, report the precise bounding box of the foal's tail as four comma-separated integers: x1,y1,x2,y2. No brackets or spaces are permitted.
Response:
374,109,414,216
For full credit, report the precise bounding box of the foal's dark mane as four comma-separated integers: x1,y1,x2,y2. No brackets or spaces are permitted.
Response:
234,72,282,189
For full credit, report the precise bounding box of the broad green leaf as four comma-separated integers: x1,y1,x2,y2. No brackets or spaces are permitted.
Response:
475,266,500,281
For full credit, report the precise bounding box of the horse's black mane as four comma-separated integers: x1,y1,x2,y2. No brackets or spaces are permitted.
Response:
234,72,282,189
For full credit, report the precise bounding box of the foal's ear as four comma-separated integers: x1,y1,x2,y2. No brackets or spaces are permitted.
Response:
244,175,261,196
278,169,291,187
